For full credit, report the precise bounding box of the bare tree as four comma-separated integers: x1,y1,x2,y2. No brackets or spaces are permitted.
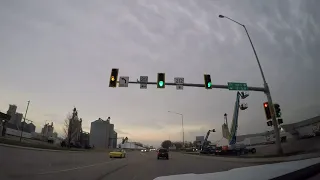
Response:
62,113,72,139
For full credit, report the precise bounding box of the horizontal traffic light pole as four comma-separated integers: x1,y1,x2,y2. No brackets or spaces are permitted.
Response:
123,81,266,92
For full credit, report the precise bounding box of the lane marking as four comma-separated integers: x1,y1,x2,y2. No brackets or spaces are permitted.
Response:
37,159,124,175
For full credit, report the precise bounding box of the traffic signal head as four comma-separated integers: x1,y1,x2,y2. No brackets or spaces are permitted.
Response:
157,73,165,88
204,74,212,89
109,68,119,88
274,103,281,118
263,102,271,120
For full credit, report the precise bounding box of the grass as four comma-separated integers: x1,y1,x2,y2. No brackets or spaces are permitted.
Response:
0,137,86,151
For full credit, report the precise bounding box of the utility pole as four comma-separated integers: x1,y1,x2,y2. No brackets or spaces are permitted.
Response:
20,100,30,142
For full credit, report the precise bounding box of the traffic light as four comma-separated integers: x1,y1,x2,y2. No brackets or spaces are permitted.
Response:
274,104,281,118
278,118,283,124
157,73,165,88
109,68,119,88
204,74,212,89
263,102,271,120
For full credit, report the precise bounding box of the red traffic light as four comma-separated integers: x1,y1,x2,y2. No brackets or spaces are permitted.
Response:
263,102,271,120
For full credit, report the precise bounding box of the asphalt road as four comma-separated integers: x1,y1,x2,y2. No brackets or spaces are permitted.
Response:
0,146,262,180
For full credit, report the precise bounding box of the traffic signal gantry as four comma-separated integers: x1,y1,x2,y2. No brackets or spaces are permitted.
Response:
110,70,265,91
109,69,283,124
110,68,284,154
263,102,283,126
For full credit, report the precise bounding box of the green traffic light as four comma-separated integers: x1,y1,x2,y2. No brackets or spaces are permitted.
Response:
159,81,164,87
208,82,212,87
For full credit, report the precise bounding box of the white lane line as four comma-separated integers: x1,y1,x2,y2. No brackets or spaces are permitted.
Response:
37,159,123,175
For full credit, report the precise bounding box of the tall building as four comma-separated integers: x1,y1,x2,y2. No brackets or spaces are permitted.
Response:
66,108,83,145
112,131,118,148
80,131,90,147
21,122,36,133
7,104,17,117
7,104,17,124
90,117,116,149
41,122,54,137
14,113,23,126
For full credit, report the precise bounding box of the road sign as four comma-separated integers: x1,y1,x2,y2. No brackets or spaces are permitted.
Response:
174,77,184,90
140,76,148,89
119,76,129,87
227,82,248,91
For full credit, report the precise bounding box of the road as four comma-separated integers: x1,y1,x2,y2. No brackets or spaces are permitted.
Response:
0,146,262,180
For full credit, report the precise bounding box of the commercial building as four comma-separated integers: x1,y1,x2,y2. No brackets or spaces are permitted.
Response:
41,122,54,137
80,131,90,147
21,121,36,133
13,113,23,126
282,116,320,139
6,105,23,127
65,108,83,146
7,105,17,118
120,142,144,150
89,117,117,149
112,131,118,148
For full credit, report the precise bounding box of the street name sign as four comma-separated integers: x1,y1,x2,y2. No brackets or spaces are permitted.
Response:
174,77,184,90
119,76,129,87
228,82,248,91
140,76,148,89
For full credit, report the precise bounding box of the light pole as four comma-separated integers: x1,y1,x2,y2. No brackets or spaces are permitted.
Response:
168,111,184,147
219,14,283,154
20,100,30,142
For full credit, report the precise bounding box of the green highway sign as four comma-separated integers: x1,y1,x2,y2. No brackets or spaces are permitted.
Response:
228,82,248,91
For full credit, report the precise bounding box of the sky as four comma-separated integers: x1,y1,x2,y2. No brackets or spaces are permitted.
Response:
0,0,319,147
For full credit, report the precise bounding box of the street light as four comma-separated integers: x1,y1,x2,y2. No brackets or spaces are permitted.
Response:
219,14,283,154
168,111,184,146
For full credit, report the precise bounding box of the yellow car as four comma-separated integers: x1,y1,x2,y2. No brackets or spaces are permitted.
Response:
109,149,126,158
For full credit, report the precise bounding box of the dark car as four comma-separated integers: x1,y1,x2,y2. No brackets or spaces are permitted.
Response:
157,148,169,160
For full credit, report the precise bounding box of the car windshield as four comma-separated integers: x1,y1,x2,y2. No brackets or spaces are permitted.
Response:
1,1,318,180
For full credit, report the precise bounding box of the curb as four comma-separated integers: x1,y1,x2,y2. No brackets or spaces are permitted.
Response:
0,143,90,153
183,152,320,163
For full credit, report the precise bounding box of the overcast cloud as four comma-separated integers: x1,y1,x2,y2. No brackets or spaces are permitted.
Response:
0,0,319,146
